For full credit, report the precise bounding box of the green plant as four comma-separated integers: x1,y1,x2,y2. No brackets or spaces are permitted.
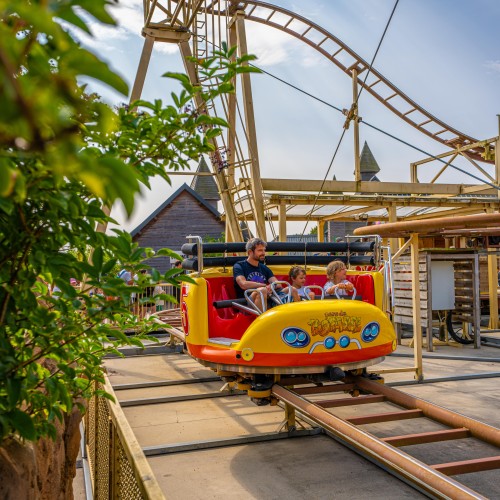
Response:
0,1,259,442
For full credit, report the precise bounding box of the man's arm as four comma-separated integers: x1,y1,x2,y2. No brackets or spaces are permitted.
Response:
235,275,268,291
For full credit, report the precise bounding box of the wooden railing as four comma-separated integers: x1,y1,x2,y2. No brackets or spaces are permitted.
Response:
84,376,165,499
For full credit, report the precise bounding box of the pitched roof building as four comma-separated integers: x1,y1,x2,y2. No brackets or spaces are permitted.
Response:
359,141,380,181
189,156,220,209
131,158,224,273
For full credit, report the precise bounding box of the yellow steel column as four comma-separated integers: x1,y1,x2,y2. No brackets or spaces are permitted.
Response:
225,22,238,243
318,220,325,243
179,41,242,241
490,123,500,327
278,202,287,242
495,116,500,196
130,36,154,103
388,206,399,253
487,209,499,329
410,162,418,183
410,233,423,380
234,11,267,239
352,69,361,183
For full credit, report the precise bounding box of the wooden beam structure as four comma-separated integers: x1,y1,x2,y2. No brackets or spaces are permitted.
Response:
354,213,500,378
254,178,498,196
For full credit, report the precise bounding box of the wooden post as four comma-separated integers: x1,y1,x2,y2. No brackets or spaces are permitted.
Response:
285,403,296,431
410,233,423,380
179,41,242,242
130,36,154,104
234,11,267,239
352,69,361,183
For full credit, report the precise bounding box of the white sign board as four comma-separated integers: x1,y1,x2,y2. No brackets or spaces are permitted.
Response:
431,261,455,310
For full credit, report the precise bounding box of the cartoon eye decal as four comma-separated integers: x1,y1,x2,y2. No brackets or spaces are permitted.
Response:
281,327,310,348
361,322,380,343
339,335,350,348
324,336,336,349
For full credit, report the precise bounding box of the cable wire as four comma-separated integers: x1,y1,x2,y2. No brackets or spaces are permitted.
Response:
255,58,499,192
356,0,399,102
299,0,400,238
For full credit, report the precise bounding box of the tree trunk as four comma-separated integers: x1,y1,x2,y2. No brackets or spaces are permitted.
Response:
0,405,83,500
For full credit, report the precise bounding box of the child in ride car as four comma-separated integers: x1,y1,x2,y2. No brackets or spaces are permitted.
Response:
286,265,315,300
323,260,354,297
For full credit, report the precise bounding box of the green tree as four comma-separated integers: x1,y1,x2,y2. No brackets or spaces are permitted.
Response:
0,0,259,442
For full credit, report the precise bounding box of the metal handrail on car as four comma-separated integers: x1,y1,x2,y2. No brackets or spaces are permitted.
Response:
242,288,267,315
334,285,358,300
381,244,394,316
271,280,292,304
303,285,325,300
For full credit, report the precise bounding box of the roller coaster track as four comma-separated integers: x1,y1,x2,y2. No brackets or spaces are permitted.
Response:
143,0,492,164
273,376,500,499
232,1,492,164
110,326,500,498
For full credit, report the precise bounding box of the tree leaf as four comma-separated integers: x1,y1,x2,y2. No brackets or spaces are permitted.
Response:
11,410,36,441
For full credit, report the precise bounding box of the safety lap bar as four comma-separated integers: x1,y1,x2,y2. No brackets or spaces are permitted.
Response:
303,285,325,300
213,298,247,309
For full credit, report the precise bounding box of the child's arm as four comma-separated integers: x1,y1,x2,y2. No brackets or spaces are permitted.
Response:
323,281,337,295
338,280,354,292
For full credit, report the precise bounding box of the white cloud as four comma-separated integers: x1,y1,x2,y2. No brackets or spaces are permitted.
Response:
110,2,144,36
244,23,292,66
70,2,178,56
245,21,326,69
485,60,500,73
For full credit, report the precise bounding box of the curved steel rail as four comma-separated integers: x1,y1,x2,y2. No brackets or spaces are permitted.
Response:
228,1,491,163
141,1,492,163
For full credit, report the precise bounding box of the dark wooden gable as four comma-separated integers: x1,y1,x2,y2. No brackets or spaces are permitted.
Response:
131,183,224,273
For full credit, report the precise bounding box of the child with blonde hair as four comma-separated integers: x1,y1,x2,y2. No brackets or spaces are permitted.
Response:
324,260,354,297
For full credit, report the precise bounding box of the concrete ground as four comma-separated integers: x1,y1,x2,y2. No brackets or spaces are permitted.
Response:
75,340,500,499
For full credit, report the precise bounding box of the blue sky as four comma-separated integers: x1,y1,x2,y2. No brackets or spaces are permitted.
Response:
76,0,500,235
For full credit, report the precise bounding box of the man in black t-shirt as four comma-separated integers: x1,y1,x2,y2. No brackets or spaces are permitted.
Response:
233,238,298,311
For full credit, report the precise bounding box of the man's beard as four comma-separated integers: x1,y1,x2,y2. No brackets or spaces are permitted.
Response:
258,254,266,262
